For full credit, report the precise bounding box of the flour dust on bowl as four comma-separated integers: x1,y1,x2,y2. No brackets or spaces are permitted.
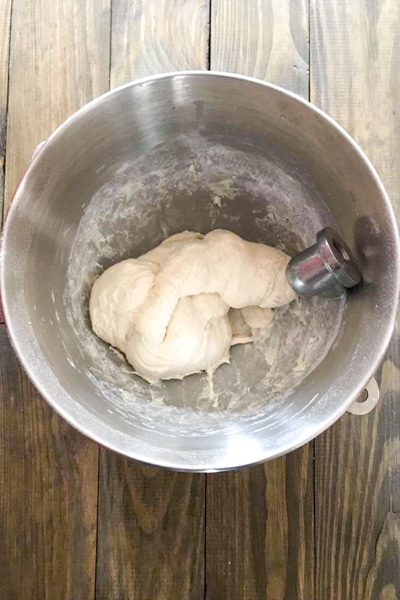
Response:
2,72,399,471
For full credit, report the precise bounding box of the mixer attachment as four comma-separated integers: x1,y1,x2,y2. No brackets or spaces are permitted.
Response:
286,227,362,299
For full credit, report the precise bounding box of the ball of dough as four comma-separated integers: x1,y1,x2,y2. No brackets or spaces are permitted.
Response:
89,229,296,382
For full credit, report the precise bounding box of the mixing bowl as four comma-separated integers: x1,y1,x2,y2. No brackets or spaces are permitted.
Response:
2,72,399,471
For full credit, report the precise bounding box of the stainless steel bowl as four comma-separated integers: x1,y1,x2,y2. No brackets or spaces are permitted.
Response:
2,72,399,471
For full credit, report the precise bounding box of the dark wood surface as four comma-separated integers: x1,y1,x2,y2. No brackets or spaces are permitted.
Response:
1,1,399,598
311,2,400,598
0,327,98,598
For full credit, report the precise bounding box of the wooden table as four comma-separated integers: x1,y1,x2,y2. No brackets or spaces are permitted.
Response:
1,1,399,598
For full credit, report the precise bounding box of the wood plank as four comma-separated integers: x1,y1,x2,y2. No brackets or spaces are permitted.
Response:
95,2,209,599
206,450,314,600
0,0,12,323
0,0,12,221
110,0,210,87
1,0,111,597
4,0,111,209
207,2,313,600
0,326,99,598
96,457,205,600
311,1,400,597
211,0,309,97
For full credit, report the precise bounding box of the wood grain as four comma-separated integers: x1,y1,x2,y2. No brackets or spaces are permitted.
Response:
0,0,12,220
1,0,111,596
4,0,111,209
110,0,210,88
0,0,12,323
311,1,400,598
211,0,309,97
0,326,99,598
206,450,314,600
95,3,210,599
206,2,313,599
96,456,205,600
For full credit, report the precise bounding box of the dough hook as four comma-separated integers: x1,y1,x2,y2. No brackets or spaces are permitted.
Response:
286,227,362,299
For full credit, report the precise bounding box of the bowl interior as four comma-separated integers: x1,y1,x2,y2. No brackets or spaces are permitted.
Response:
65,131,344,431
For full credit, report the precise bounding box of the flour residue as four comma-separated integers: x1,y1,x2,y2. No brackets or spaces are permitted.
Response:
64,132,344,435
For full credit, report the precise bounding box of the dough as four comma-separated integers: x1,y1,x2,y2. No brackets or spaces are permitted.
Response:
89,229,296,382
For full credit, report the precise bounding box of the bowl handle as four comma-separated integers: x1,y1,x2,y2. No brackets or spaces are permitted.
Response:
347,377,380,415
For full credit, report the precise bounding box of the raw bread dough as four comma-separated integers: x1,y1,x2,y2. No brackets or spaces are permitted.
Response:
89,229,296,382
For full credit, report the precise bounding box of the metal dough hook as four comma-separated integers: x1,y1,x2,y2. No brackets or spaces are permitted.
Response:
286,227,362,299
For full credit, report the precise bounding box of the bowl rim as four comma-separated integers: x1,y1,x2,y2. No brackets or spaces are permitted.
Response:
2,70,400,471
